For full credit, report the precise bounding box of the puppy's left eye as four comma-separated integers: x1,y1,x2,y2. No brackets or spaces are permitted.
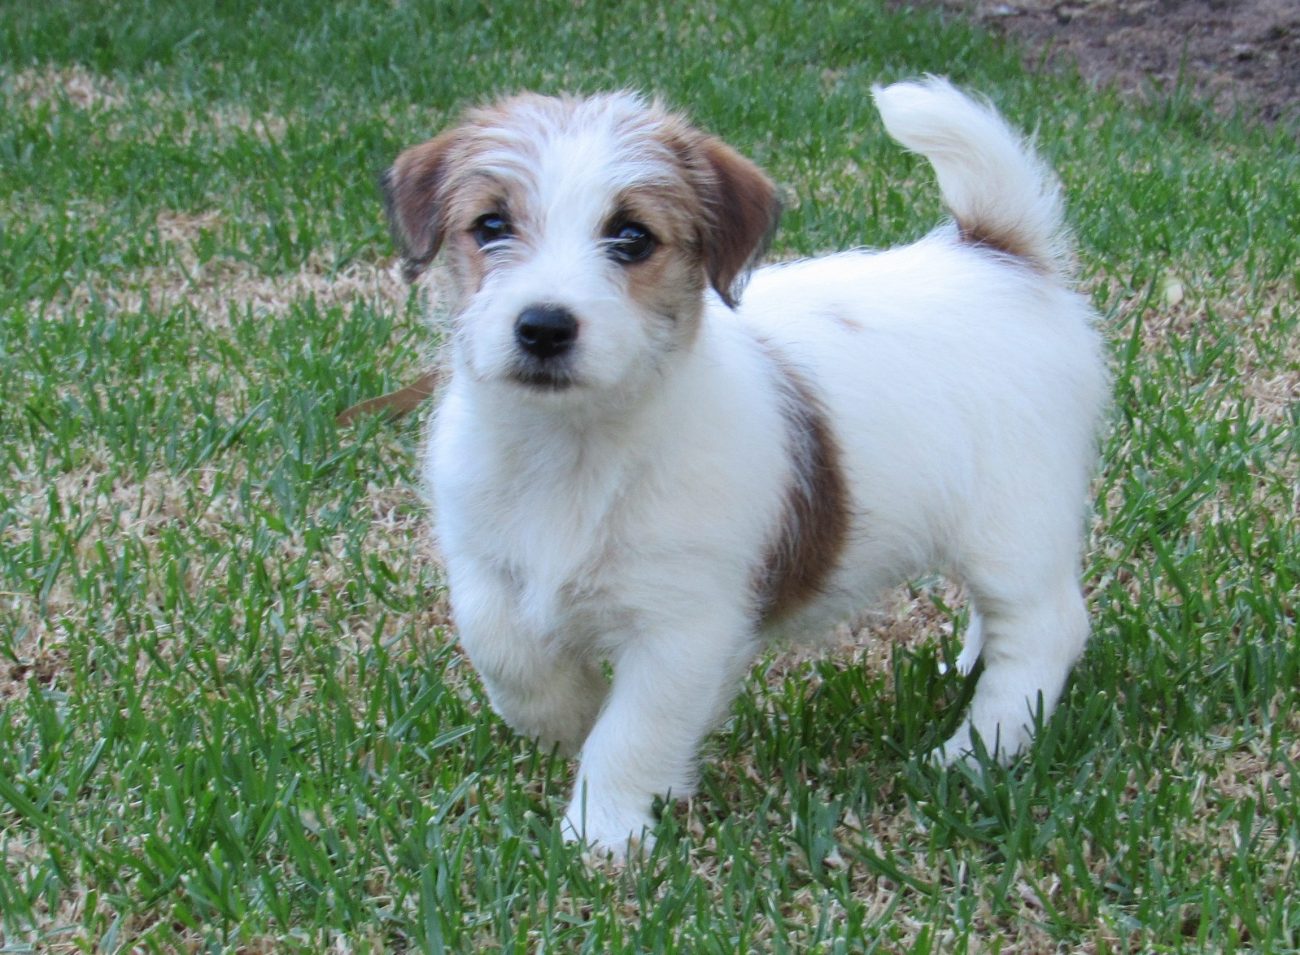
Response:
472,213,513,248
606,222,657,264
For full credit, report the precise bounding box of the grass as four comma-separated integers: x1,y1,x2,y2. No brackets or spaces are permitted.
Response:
1,0,1297,950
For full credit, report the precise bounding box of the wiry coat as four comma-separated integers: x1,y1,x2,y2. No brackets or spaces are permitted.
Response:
383,80,1108,857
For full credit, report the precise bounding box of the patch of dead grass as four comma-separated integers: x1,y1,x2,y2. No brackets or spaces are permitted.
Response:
4,64,126,111
41,207,415,331
1,430,443,710
1097,267,1298,426
761,580,968,697
5,63,291,147
1207,709,1300,809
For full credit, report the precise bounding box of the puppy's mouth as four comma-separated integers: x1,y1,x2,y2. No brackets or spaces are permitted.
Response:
509,362,578,392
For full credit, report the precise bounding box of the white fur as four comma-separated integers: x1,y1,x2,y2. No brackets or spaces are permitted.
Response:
415,79,1108,857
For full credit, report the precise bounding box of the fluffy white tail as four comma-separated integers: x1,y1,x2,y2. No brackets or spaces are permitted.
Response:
872,77,1070,277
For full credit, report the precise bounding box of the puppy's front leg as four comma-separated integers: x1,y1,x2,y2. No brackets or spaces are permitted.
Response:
563,606,756,858
451,567,608,756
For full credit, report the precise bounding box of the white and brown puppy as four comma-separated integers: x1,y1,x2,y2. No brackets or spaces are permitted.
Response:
383,79,1108,857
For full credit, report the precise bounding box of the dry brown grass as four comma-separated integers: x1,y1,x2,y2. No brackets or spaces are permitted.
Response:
34,207,413,332
5,64,126,111
2,455,446,695
1107,266,1298,426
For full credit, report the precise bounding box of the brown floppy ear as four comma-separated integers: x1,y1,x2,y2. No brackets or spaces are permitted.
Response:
381,130,461,283
695,137,781,308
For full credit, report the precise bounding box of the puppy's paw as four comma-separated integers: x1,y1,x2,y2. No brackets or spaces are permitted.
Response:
928,722,975,767
488,681,604,758
937,615,982,677
954,614,983,676
562,801,656,862
928,717,1031,767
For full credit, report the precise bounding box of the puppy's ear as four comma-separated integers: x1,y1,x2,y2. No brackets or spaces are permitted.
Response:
695,137,781,308
382,130,460,282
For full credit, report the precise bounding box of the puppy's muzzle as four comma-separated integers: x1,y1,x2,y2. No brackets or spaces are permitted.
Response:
515,305,578,360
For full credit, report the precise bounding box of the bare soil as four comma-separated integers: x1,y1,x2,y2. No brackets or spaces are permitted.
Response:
929,0,1299,124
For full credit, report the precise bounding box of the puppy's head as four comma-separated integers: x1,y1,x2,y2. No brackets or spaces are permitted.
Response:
383,92,779,398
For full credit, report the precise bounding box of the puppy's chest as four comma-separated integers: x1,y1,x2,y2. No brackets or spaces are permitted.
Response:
478,478,622,579
441,444,643,633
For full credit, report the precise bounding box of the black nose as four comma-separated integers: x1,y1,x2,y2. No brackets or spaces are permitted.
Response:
515,305,578,359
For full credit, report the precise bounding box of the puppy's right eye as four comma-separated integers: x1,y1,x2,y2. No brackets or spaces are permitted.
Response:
471,213,512,248
605,221,657,264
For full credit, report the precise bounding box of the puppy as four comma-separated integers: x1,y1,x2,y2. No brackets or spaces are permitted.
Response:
382,79,1108,857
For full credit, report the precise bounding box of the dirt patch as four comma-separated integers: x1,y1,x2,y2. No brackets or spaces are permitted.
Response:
930,0,1299,124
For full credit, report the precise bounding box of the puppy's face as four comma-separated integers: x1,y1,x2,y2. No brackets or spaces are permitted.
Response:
384,93,779,399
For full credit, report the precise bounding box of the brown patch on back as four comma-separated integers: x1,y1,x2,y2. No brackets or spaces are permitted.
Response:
756,355,852,623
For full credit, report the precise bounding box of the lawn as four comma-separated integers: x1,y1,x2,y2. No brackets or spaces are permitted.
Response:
1,0,1297,951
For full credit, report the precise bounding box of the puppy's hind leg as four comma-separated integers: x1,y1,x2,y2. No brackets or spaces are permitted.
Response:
934,578,1089,765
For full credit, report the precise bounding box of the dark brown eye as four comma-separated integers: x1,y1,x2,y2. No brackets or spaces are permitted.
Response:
472,213,512,248
606,221,656,264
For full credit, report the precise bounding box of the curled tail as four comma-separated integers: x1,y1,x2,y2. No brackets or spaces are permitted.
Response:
871,77,1070,278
